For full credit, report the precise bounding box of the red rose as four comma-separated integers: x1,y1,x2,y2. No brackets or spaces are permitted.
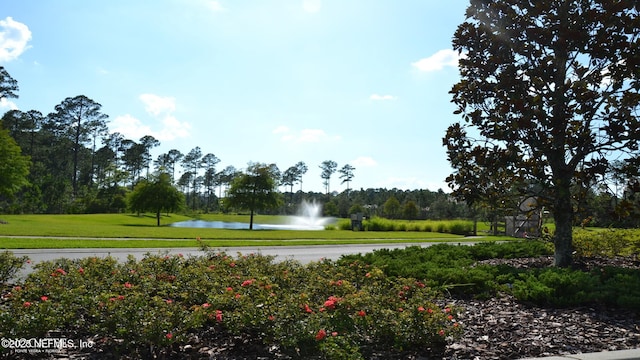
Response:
315,329,326,341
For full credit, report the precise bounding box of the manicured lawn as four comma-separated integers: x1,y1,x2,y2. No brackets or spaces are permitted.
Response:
0,213,494,248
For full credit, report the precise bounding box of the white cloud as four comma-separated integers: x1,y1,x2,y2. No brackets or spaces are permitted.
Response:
352,156,377,167
158,114,191,140
299,129,328,142
0,97,18,111
204,0,226,12
411,49,464,72
0,17,32,62
110,94,191,141
111,114,153,140
139,93,176,116
369,94,397,101
302,0,322,13
273,126,340,143
272,125,290,134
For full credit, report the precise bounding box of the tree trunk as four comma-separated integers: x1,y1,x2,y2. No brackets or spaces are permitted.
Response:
249,209,254,230
552,180,574,267
156,210,161,227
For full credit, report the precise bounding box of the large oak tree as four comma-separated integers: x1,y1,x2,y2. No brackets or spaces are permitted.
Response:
127,172,184,226
444,0,640,267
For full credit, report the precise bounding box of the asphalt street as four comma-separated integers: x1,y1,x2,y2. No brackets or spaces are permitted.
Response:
8,242,472,279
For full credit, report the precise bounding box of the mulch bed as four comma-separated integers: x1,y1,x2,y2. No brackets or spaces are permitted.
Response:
440,255,640,360
441,292,639,359
3,256,639,359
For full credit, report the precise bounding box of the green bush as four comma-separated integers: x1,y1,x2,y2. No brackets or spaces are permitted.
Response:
469,240,553,260
358,218,475,234
0,251,28,284
335,217,476,234
447,221,468,235
508,266,640,308
573,228,638,257
339,240,640,310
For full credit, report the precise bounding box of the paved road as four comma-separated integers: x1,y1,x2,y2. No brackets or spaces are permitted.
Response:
8,242,473,279
10,242,466,264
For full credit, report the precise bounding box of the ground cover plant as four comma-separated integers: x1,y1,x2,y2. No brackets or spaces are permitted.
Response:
0,249,462,359
339,235,640,310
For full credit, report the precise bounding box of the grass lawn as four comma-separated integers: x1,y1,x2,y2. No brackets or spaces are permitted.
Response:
0,213,498,249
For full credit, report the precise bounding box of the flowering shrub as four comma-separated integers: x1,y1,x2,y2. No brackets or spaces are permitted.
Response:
0,250,461,358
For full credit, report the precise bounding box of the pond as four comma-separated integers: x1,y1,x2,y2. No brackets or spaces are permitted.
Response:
170,200,335,231
169,219,330,231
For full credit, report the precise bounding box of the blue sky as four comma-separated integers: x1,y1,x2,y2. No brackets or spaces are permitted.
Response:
1,0,468,193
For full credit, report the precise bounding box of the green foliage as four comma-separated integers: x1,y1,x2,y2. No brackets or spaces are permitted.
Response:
339,243,517,296
0,127,31,199
127,173,185,225
572,228,639,258
468,240,553,260
510,267,640,309
383,196,401,219
339,240,640,310
323,201,339,217
348,203,364,216
226,163,282,229
0,251,461,358
355,217,474,235
319,160,338,194
0,251,28,283
445,0,640,268
402,200,419,220
0,66,19,100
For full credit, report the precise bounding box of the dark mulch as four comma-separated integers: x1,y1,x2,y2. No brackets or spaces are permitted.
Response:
3,256,639,359
440,255,640,360
441,292,639,359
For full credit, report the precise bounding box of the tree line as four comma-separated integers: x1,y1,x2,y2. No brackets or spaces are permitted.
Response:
0,66,460,218
1,44,638,230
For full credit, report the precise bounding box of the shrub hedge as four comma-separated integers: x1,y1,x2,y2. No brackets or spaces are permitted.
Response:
0,250,461,359
2,230,639,358
337,217,474,235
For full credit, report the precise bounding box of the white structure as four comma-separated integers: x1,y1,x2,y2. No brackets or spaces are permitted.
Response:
505,197,543,238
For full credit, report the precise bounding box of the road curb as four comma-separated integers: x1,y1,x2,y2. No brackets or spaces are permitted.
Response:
520,349,640,360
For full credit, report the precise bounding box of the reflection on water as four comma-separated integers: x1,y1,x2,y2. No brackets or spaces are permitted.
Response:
171,220,254,230
169,219,332,230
